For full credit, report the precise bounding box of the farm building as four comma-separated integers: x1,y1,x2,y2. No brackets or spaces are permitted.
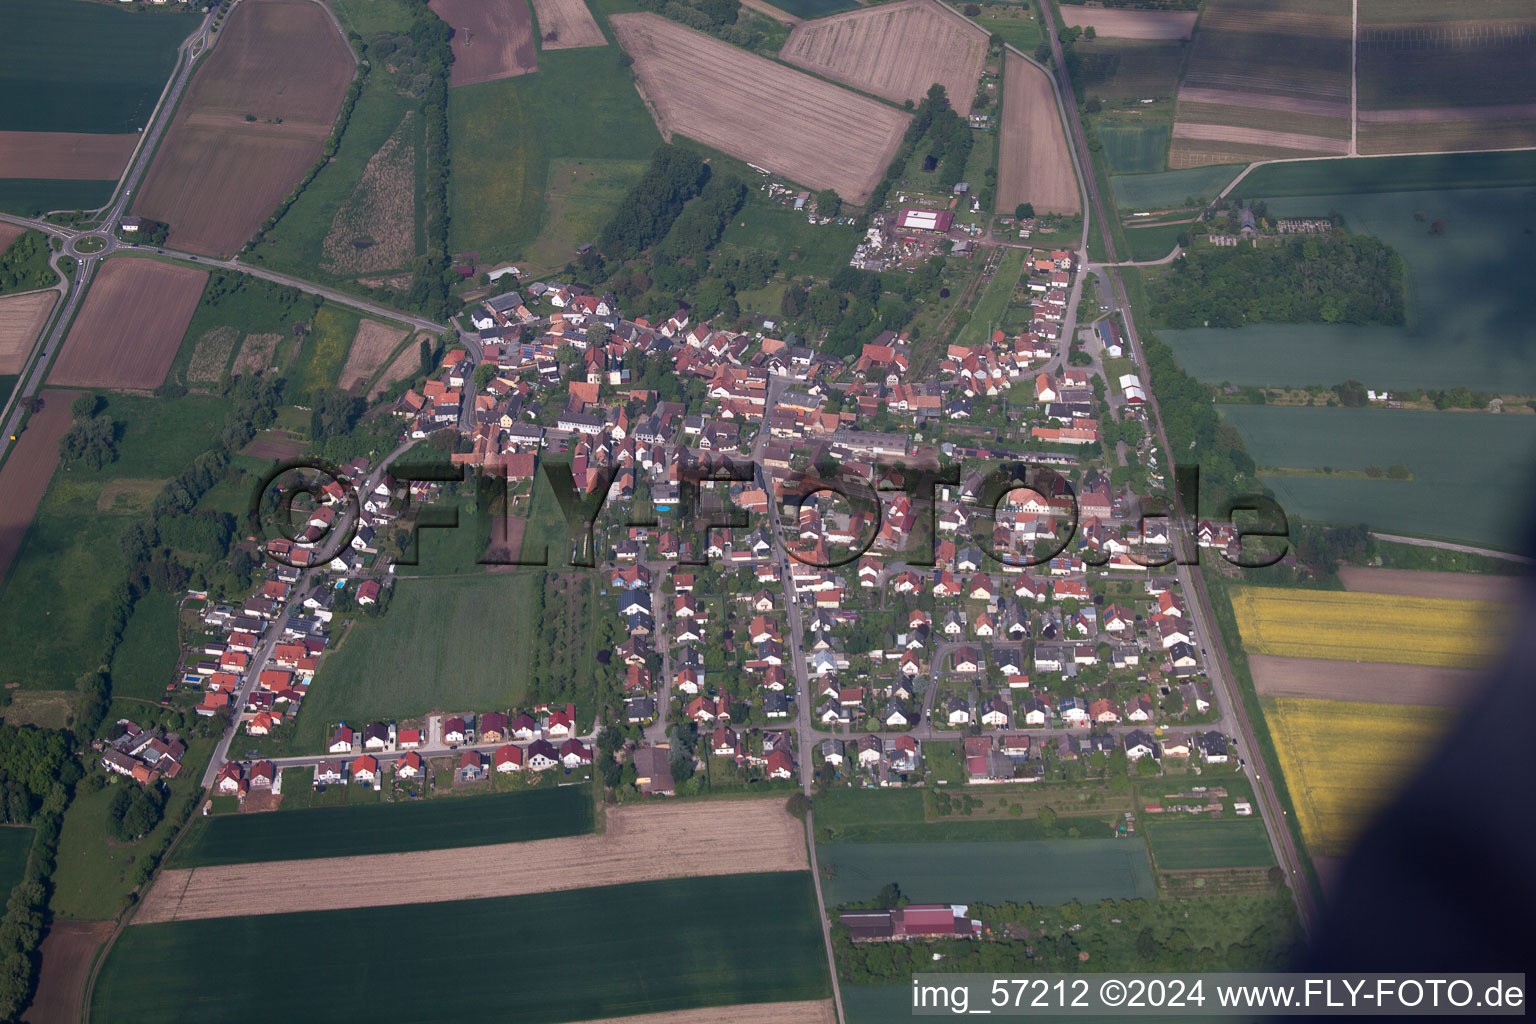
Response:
897,209,954,233
839,904,983,941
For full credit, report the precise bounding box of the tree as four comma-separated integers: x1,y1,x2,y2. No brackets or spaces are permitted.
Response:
988,32,1004,48
1083,24,1095,38
786,791,811,820
1084,96,1101,113
814,188,841,219
1036,804,1057,831
1014,202,1035,220
472,362,497,389
876,882,902,908
1386,462,1410,479
70,393,101,419
1336,379,1368,407
963,2,980,13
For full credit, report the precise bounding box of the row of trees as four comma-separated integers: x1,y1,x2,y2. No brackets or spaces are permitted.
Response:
655,174,748,262
0,778,68,1020
600,146,711,258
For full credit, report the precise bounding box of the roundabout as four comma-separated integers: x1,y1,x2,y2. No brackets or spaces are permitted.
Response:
70,234,108,256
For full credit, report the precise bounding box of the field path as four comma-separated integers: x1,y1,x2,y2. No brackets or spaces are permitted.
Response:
135,799,807,923
739,0,801,24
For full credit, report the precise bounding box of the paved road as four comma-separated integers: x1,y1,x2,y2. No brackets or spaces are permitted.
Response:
1038,0,1318,934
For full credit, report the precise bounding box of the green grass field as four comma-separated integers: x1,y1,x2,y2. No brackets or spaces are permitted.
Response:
0,826,34,896
1240,150,1536,198
109,589,181,702
1145,818,1276,870
1073,40,1187,100
0,392,226,690
94,872,831,1023
817,838,1156,907
448,47,662,263
1123,220,1186,261
289,572,547,751
0,0,192,133
772,0,857,16
168,273,322,387
718,200,862,280
0,179,115,217
293,305,359,395
1158,186,1536,393
168,787,593,867
1110,164,1244,212
1098,124,1170,175
978,9,1043,52
1217,405,1536,548
954,247,1025,349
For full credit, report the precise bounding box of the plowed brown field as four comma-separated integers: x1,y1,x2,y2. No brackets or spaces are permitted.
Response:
780,0,987,108
0,389,79,585
1250,654,1484,707
612,13,909,204
21,920,114,1024
996,53,1079,215
1338,567,1527,603
0,290,56,374
338,319,408,392
530,0,608,49
0,132,138,180
132,0,353,256
49,259,206,390
134,798,808,923
573,1002,837,1024
1058,5,1196,39
431,0,537,85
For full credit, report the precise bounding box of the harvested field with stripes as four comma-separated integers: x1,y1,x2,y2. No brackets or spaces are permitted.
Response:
1338,567,1527,603
529,0,608,49
1058,5,1195,40
612,13,909,203
779,0,987,108
431,0,537,86
135,798,807,923
996,52,1079,216
0,289,55,374
0,131,137,180
49,259,206,390
1249,654,1485,707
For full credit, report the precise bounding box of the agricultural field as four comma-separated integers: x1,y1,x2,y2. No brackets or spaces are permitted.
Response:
1145,818,1275,870
292,304,361,395
529,0,608,49
0,178,115,218
50,258,206,390
132,0,354,257
101,872,830,1024
1072,39,1187,101
816,838,1156,907
779,0,988,109
26,919,114,1024
288,573,549,752
1216,405,1536,549
168,787,593,868
573,1005,835,1024
168,271,323,387
338,319,410,392
318,112,419,279
770,0,858,17
1265,698,1447,856
0,389,75,586
0,289,55,374
447,46,660,262
141,800,808,921
1171,0,1351,167
611,13,910,204
1059,5,1195,40
1123,220,1187,261
1110,163,1244,211
1239,150,1536,197
1229,586,1514,668
1249,654,1484,708
0,0,192,134
1098,123,1170,175
996,52,1080,215
431,0,537,86
1337,567,1526,603
0,131,137,181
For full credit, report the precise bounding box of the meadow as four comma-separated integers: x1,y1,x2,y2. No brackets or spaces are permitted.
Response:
1123,221,1187,262
1098,124,1170,175
0,0,192,134
816,838,1155,906
108,589,181,702
1229,586,1514,668
1265,698,1446,856
0,826,34,896
289,572,548,752
977,7,1043,53
719,199,862,281
168,787,593,868
0,393,226,690
771,0,857,17
0,179,115,218
447,46,662,263
1110,163,1244,211
955,248,1025,350
95,872,830,1023
292,305,360,396
1216,405,1536,549
1144,818,1275,870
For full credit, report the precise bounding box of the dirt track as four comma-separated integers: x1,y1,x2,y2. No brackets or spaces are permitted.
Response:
0,290,57,374
135,798,808,924
780,0,988,108
0,132,138,181
50,259,206,390
530,0,609,48
1057,5,1195,39
612,13,909,204
996,53,1080,216
573,1002,837,1024
1249,654,1484,707
22,920,114,1024
432,0,537,85
1338,567,1527,603
0,390,79,589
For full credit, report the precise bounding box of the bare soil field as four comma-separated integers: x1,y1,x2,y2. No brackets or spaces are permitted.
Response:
50,260,205,390
1359,120,1536,155
529,0,608,49
996,53,1079,216
244,432,305,460
0,390,78,585
0,225,22,257
611,13,909,204
135,799,807,923
370,339,422,398
321,113,417,276
132,0,353,256
0,132,138,181
232,332,282,376
186,326,239,384
779,0,987,108
573,1002,837,1024
1058,5,1195,40
1250,654,1483,707
0,290,57,374
430,0,537,85
1170,121,1348,153
1359,101,1536,123
1338,567,1528,603
1199,8,1350,38
339,319,408,392
22,920,115,1024
1177,87,1349,120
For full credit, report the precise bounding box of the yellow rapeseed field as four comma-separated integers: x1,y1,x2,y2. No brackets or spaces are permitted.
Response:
1230,587,1512,667
1265,698,1447,856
